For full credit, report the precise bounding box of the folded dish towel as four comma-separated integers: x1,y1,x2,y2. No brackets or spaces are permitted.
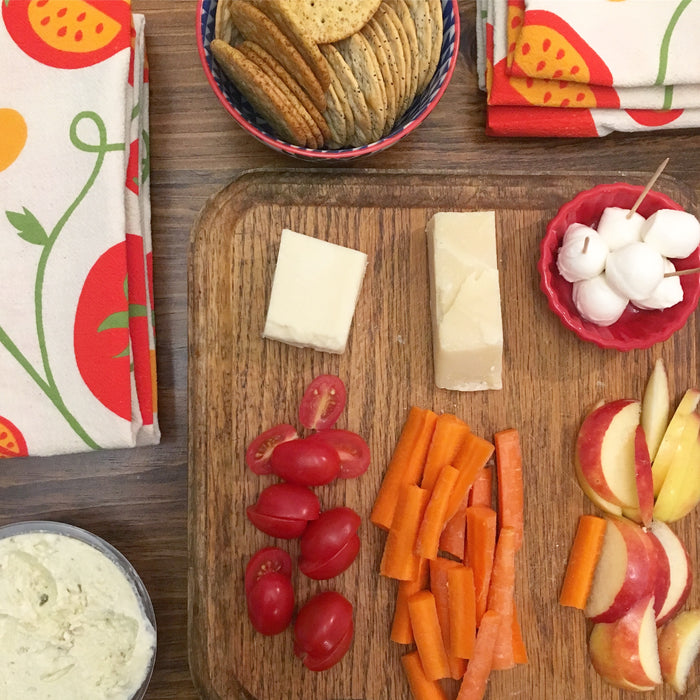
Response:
477,0,700,136
0,0,159,457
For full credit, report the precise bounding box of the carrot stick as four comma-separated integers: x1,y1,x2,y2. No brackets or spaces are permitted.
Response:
455,610,501,700
464,506,497,623
429,557,465,680
392,557,430,644
445,434,495,521
371,407,438,530
439,494,468,559
416,464,460,560
380,484,430,580
421,413,470,492
401,651,448,700
486,527,517,671
558,514,607,609
407,590,451,681
448,565,476,660
494,429,524,551
511,599,528,664
468,466,493,508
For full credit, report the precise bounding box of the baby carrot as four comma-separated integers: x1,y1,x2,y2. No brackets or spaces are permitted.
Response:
416,464,460,560
486,527,517,671
391,557,430,644
448,565,476,660
468,466,493,508
455,610,501,700
464,505,497,623
401,651,448,700
494,429,524,551
407,590,451,681
371,407,438,530
421,413,470,492
559,514,607,609
380,484,430,581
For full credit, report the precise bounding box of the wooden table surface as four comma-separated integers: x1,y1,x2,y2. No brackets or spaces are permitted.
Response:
2,2,700,699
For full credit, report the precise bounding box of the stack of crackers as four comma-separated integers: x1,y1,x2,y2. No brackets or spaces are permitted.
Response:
212,0,444,149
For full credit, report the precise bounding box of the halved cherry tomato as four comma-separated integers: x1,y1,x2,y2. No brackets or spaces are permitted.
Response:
298,375,347,431
245,423,298,475
299,507,361,580
245,547,292,595
307,429,370,479
294,591,354,671
247,483,320,539
270,438,341,486
246,572,294,636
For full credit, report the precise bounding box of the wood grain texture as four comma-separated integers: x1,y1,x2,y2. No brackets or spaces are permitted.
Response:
0,1,699,698
189,170,699,700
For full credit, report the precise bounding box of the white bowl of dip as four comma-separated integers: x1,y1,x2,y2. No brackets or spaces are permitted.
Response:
0,520,157,700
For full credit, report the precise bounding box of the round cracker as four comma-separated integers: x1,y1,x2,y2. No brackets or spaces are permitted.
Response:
248,0,331,91
384,0,419,112
369,13,406,121
425,0,443,91
285,0,382,44
238,41,321,147
228,0,326,111
325,53,355,145
211,39,310,146
323,83,348,148
335,32,386,142
363,19,398,134
242,40,332,145
320,43,371,146
404,0,432,93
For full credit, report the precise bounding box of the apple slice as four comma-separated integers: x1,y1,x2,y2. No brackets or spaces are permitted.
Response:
589,596,662,691
585,516,657,623
576,399,641,513
648,520,693,626
654,410,700,522
641,358,669,461
658,609,700,694
652,388,700,495
634,425,654,527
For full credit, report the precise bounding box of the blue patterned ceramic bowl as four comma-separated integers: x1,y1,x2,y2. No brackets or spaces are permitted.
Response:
197,0,460,160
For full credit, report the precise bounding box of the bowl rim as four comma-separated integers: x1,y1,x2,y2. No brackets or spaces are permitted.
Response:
195,0,461,159
538,182,700,351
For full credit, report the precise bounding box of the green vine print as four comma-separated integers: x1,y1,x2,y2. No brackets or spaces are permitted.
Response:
657,0,693,106
1,111,125,450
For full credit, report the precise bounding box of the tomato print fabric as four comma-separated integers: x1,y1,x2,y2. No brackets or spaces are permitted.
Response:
476,0,700,136
0,1,159,456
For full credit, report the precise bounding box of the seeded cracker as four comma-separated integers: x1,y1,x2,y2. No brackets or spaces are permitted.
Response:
323,83,348,148
284,0,383,44
425,0,443,91
403,0,432,93
227,0,326,111
362,21,397,134
375,3,410,117
369,14,405,120
324,56,355,146
211,39,310,146
320,43,371,146
242,40,332,144
238,41,320,147
248,0,331,91
384,0,420,111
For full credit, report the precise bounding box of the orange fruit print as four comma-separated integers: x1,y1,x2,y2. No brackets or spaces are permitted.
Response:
2,0,131,69
0,415,28,458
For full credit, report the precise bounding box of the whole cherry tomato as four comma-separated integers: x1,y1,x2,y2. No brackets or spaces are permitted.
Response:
246,572,294,636
298,375,347,430
294,591,354,671
245,423,298,475
299,507,361,580
247,483,320,539
306,429,370,479
270,438,341,486
245,547,292,595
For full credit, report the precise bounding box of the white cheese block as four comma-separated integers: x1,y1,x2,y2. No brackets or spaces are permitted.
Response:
263,229,367,354
427,211,503,391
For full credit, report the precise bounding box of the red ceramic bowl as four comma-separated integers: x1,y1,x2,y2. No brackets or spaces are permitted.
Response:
539,183,700,351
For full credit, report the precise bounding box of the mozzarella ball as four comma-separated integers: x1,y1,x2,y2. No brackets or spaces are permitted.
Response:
605,242,665,301
573,274,629,326
634,259,684,310
596,207,646,251
641,209,700,258
557,224,608,282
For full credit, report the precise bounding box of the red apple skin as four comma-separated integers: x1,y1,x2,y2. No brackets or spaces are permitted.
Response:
649,520,693,626
589,596,662,691
634,425,654,527
585,516,657,624
658,608,700,694
576,399,640,509
649,533,672,623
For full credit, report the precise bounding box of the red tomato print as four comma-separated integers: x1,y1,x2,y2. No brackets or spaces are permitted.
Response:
125,139,139,196
0,415,28,458
625,109,684,127
2,0,131,70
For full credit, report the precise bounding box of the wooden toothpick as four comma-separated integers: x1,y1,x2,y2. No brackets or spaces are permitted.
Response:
627,157,670,219
582,236,590,254
664,266,700,278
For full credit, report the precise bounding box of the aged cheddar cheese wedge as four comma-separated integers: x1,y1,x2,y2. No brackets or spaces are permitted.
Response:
427,211,503,391
263,228,367,353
